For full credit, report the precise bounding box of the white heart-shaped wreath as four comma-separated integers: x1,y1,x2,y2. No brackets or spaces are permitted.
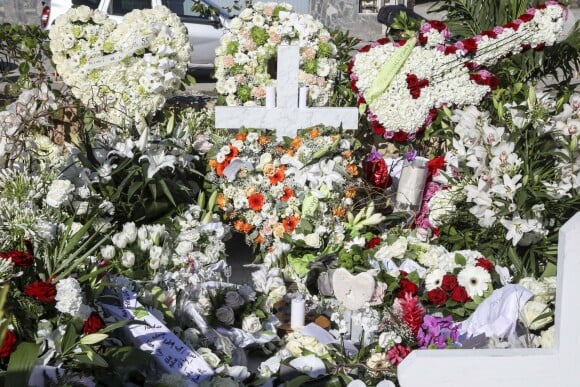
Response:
49,5,191,128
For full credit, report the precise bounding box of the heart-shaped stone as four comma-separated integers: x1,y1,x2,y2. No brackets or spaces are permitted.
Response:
332,268,376,310
49,5,191,128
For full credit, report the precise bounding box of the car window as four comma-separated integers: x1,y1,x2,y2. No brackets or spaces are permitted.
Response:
163,0,217,19
110,0,152,16
72,0,100,9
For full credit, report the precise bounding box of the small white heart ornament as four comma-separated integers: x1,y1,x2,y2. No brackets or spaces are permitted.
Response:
332,268,376,310
49,5,191,128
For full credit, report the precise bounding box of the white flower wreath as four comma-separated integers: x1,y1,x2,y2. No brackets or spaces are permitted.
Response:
49,6,191,130
214,2,338,107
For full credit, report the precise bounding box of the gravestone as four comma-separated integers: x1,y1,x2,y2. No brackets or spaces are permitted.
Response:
398,212,580,387
214,44,358,140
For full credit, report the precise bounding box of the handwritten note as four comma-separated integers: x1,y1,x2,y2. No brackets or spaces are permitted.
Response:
100,287,214,384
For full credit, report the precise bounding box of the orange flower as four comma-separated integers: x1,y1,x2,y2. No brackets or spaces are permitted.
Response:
217,193,227,209
285,149,295,157
248,192,265,211
346,164,359,177
282,215,300,233
290,136,302,150
254,234,264,244
309,128,320,138
280,186,294,201
208,159,218,169
226,145,239,161
216,162,228,177
234,219,254,234
269,166,286,185
333,206,346,218
342,150,353,159
345,187,357,199
258,136,271,146
235,133,247,141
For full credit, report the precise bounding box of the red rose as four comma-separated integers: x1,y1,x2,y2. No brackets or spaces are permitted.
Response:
83,312,106,334
24,280,56,303
427,288,448,306
444,45,457,55
450,285,470,303
392,131,408,142
0,330,17,358
481,30,497,39
0,250,33,267
476,257,495,272
364,157,392,189
430,20,447,32
397,278,419,298
462,38,478,53
441,274,458,292
366,237,382,249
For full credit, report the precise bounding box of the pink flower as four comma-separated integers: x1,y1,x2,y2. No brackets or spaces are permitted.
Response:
386,344,411,365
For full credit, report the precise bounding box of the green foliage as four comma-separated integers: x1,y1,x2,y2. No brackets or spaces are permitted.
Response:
5,342,40,387
328,29,361,108
388,10,424,40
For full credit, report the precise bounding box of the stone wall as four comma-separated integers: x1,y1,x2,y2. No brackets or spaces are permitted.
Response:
0,0,43,25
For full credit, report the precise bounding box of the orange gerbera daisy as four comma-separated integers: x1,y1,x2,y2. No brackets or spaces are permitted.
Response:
234,219,254,234
235,133,247,141
309,128,320,138
269,166,286,185
208,159,218,169
280,186,294,201
226,145,239,161
290,136,302,150
282,215,300,233
258,136,271,146
216,193,227,209
248,192,265,211
216,162,228,177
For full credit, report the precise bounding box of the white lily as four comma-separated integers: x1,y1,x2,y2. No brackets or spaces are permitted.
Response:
139,149,176,179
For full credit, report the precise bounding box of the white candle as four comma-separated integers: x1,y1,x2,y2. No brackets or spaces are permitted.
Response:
291,298,305,329
396,158,429,210
299,86,309,108
265,86,276,108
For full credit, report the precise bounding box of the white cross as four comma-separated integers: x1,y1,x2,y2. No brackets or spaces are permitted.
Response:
398,212,580,387
214,45,359,139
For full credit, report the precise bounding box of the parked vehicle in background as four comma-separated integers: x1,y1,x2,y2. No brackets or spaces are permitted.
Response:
41,0,232,68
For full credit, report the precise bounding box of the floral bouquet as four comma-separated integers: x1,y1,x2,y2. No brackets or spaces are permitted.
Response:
214,2,338,106
206,127,363,255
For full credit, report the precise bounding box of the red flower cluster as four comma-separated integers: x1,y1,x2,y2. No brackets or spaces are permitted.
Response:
363,156,392,189
366,237,382,249
0,250,33,267
475,257,495,272
405,73,430,100
426,273,470,306
24,280,57,303
397,277,419,299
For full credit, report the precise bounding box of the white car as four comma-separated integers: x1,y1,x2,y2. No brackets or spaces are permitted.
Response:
41,0,231,68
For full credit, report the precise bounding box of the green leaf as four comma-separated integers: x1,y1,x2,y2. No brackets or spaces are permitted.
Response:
454,253,467,266
6,342,40,387
131,306,149,319
98,319,148,334
541,262,557,279
73,350,109,367
79,333,109,345
159,180,176,207
60,319,81,355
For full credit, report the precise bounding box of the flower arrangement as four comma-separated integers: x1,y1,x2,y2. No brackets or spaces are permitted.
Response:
214,2,338,106
206,127,363,253
49,5,191,129
349,1,567,141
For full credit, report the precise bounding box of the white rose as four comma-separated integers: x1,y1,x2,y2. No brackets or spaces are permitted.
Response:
121,251,135,268
239,8,253,21
519,277,550,303
304,233,321,248
197,347,222,368
225,290,245,309
521,300,553,330
216,305,235,326
241,313,262,334
375,236,408,260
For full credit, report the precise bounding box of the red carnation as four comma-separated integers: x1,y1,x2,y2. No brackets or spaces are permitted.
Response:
519,13,534,23
462,38,478,53
24,280,56,303
366,237,382,249
0,330,17,358
450,285,470,303
476,257,495,272
430,20,447,32
504,21,520,31
427,156,446,175
441,274,458,292
0,250,33,267
371,120,386,136
83,312,106,334
376,37,390,45
392,131,409,142
427,288,448,306
444,45,458,55
397,278,419,298
481,30,497,39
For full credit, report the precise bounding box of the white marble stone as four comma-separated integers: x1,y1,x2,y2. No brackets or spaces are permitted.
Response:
215,45,359,139
397,212,580,387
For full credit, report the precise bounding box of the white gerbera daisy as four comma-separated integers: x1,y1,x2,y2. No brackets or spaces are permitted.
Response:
425,269,446,291
457,265,491,298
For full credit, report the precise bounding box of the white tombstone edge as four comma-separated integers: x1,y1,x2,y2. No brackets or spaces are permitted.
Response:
397,212,580,387
214,44,359,139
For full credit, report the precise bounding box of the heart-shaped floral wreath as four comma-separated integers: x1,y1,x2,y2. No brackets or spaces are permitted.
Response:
49,5,191,129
